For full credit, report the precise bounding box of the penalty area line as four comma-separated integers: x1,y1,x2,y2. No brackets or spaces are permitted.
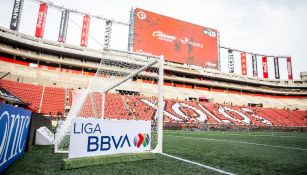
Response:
161,153,236,175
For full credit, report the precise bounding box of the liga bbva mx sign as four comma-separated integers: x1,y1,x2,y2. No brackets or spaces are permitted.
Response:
69,119,151,158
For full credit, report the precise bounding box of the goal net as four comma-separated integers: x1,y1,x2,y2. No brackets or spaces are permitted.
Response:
54,50,164,155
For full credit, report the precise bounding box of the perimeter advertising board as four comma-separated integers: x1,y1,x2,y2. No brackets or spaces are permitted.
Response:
69,119,151,158
80,15,90,47
274,57,280,79
252,55,258,77
58,10,69,43
287,57,293,80
35,3,48,38
240,52,247,75
10,0,24,31
262,57,268,78
0,103,32,173
228,49,234,73
130,8,219,68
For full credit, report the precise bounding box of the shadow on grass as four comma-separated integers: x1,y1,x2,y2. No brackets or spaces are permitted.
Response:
3,145,218,175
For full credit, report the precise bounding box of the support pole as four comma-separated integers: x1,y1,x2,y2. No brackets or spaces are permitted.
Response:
154,56,164,153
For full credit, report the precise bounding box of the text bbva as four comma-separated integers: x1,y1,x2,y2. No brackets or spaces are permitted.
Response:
73,122,132,152
87,135,131,152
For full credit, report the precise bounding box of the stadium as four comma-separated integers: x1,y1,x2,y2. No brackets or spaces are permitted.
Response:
0,0,307,174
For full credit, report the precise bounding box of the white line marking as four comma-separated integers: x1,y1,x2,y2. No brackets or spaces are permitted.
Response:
221,133,300,138
165,135,307,151
164,130,306,138
161,153,236,175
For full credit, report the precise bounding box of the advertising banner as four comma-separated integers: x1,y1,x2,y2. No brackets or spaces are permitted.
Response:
58,10,69,43
274,57,280,79
262,57,268,78
80,15,90,47
240,52,247,75
35,3,48,38
228,50,234,73
287,57,293,80
69,119,151,158
131,8,218,68
252,55,258,77
0,103,32,173
10,0,24,31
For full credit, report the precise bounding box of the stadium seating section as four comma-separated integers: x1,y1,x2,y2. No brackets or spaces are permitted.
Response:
0,79,65,116
1,79,306,127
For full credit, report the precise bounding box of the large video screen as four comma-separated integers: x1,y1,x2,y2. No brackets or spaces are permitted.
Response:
130,8,219,68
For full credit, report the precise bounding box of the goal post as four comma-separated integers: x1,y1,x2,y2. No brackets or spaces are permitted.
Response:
54,50,164,156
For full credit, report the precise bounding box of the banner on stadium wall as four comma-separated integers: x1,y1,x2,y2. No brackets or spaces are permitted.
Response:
274,57,280,79
130,8,219,68
240,52,247,75
252,55,258,77
262,57,268,78
287,57,293,80
35,3,48,38
10,0,24,31
58,10,69,43
228,50,234,73
69,119,151,158
80,15,90,47
0,103,32,173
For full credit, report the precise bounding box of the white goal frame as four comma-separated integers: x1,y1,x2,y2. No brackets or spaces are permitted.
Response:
54,50,164,154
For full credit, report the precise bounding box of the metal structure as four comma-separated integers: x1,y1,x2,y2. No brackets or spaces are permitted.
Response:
54,51,165,154
24,0,292,79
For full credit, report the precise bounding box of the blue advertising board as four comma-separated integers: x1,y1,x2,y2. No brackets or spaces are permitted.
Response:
0,103,32,173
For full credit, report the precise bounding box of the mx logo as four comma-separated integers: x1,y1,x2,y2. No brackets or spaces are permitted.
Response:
133,133,150,148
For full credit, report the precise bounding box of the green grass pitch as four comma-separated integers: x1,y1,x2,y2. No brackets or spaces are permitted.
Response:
3,130,307,175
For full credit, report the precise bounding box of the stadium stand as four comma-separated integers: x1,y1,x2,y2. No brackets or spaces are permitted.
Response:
1,78,306,127
0,79,43,111
0,25,307,130
40,86,65,116
0,79,64,115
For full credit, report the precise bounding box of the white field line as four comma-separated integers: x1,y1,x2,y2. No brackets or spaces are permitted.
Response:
163,130,306,138
161,153,236,175
219,133,300,138
165,135,307,151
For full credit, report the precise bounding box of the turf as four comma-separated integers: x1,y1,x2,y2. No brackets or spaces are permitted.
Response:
62,153,158,169
3,130,307,175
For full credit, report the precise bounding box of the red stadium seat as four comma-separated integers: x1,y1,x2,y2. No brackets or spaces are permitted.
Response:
1,79,306,127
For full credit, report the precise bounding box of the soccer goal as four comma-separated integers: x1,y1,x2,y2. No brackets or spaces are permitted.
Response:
54,50,164,157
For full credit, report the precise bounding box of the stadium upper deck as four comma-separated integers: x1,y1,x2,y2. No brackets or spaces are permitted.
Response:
0,26,306,96
1,25,307,111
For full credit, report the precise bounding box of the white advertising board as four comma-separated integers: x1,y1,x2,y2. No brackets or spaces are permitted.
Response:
68,118,151,158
